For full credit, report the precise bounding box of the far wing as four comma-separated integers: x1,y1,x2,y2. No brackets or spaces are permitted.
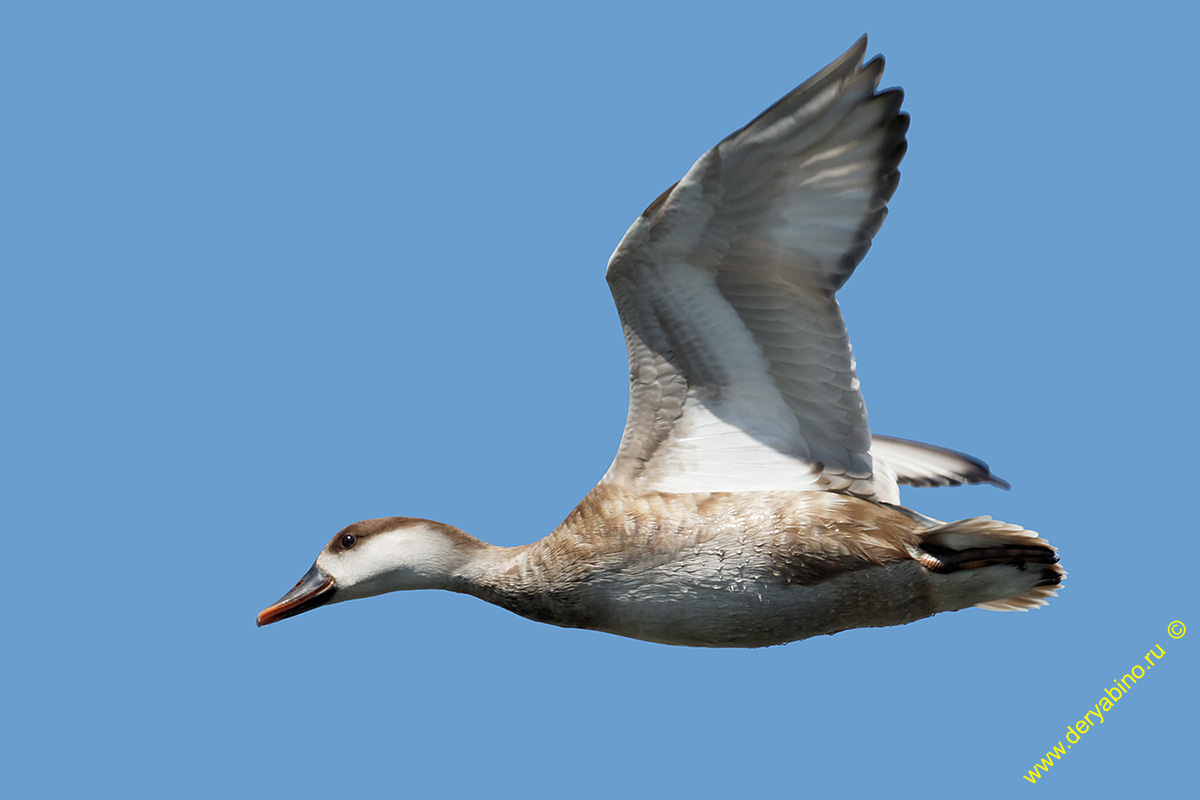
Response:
870,434,1011,490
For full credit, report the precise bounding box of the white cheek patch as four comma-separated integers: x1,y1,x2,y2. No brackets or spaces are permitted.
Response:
315,526,460,600
317,537,393,600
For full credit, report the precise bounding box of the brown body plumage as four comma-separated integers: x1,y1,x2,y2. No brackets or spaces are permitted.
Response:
443,487,1060,647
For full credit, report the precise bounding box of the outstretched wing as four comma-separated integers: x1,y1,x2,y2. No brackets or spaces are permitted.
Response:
601,37,908,499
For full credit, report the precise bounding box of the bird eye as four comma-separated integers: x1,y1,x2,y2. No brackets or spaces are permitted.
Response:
340,534,357,549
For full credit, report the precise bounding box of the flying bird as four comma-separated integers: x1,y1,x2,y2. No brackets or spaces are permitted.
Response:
258,37,1061,647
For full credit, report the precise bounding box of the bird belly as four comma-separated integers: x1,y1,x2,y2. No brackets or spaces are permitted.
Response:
578,560,937,648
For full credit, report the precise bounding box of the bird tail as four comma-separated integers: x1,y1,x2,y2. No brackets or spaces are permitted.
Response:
913,516,1063,611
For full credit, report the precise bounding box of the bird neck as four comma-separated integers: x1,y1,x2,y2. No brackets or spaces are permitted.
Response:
448,537,589,629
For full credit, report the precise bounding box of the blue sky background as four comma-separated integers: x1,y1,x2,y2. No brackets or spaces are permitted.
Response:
5,2,1196,796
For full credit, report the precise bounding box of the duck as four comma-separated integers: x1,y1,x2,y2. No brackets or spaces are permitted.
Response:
257,37,1061,647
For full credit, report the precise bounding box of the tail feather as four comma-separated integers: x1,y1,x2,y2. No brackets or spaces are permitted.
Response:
914,516,1063,611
